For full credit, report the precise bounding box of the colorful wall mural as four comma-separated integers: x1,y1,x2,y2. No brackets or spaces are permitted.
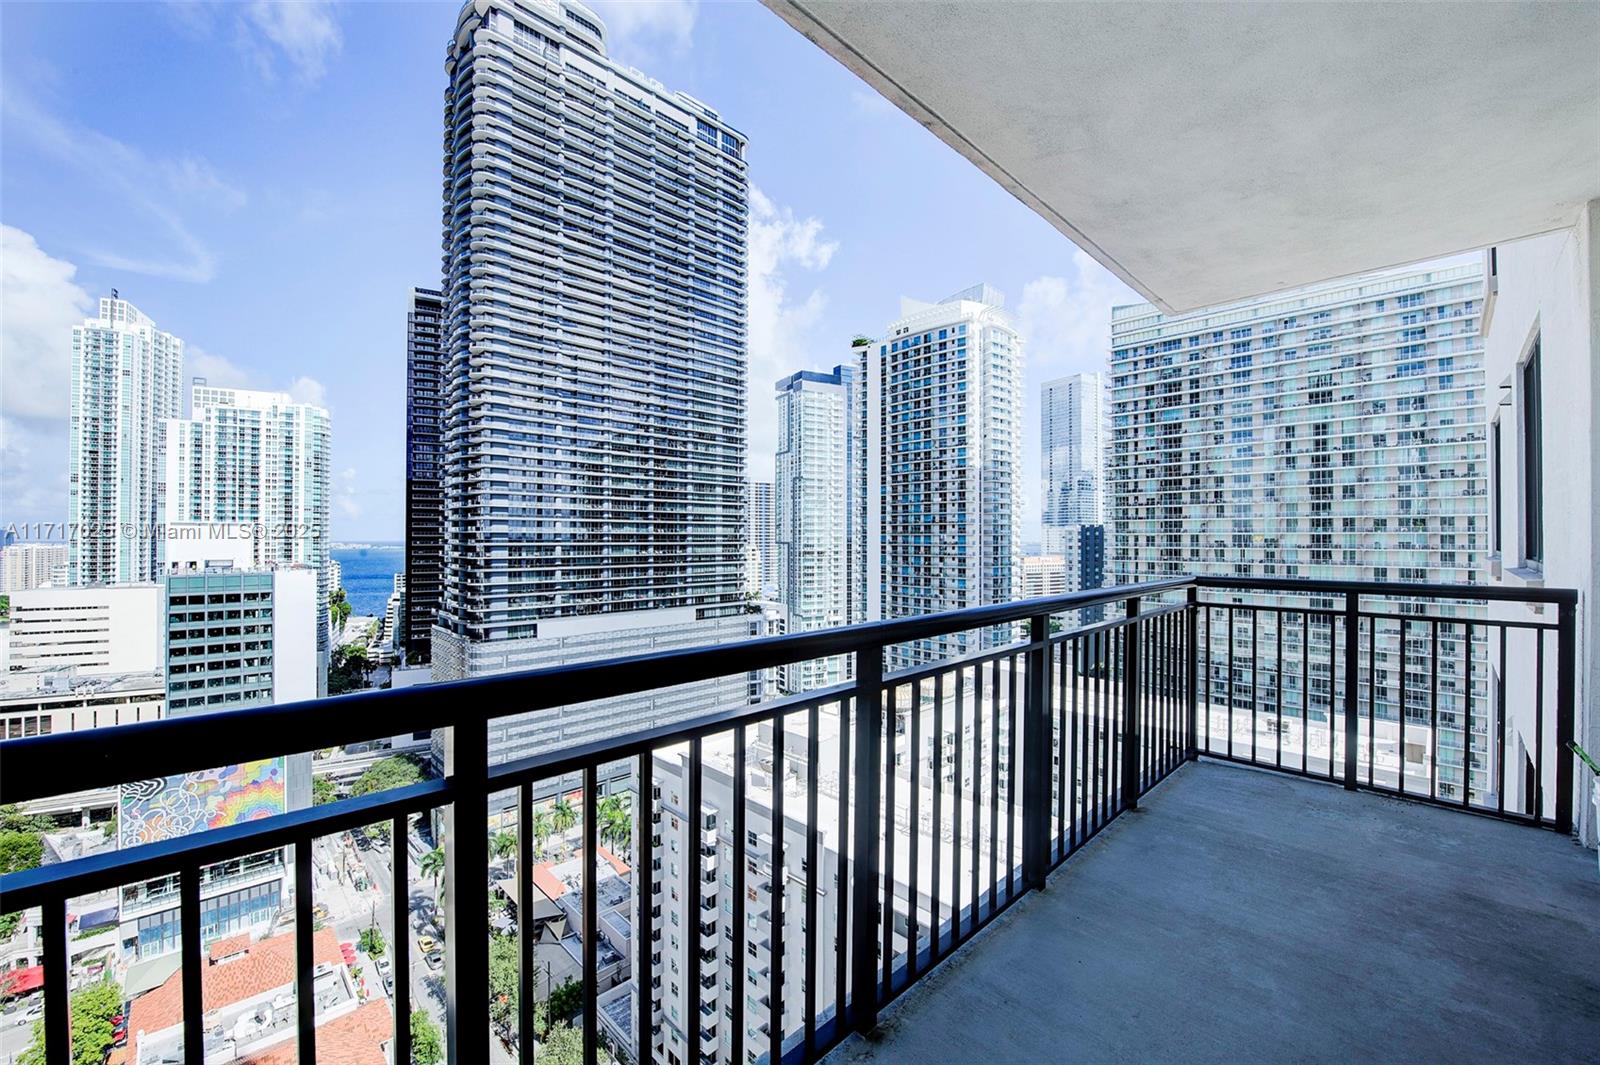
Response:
119,758,286,848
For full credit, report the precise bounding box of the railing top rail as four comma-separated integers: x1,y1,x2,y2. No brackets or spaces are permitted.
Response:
1194,575,1578,605
0,576,1190,804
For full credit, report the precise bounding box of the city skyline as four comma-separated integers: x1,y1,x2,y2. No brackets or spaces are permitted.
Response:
0,0,1136,544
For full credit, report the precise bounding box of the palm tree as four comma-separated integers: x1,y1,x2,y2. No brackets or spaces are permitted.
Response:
531,811,553,857
490,830,516,863
420,845,446,908
598,795,631,852
551,796,578,837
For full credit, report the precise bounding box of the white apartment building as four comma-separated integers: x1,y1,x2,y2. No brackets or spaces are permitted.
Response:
1480,200,1600,845
745,481,776,600
774,361,866,692
1110,262,1489,798
868,285,1022,669
432,0,753,761
0,543,68,593
165,382,332,683
1020,554,1067,599
69,297,185,585
6,584,163,676
1040,372,1106,550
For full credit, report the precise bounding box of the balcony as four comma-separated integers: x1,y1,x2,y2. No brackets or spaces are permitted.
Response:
0,578,1585,1065
826,759,1599,1064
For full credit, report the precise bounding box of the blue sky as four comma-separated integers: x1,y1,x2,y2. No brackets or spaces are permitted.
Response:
0,0,1136,542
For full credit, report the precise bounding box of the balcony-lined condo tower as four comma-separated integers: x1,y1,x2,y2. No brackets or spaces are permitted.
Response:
433,0,752,761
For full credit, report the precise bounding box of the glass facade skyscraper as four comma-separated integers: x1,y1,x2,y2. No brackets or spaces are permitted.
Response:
404,287,445,663
869,285,1021,668
1040,372,1105,546
434,0,752,758
1110,261,1488,799
68,297,184,585
774,358,866,690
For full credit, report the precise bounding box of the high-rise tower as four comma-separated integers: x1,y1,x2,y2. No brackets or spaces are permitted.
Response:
404,287,445,663
868,285,1022,668
436,0,752,760
68,297,184,585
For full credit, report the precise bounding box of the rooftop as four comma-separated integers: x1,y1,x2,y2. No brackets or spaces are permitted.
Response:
825,760,1600,1064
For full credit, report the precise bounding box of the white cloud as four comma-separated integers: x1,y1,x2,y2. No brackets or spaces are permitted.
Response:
588,0,697,58
240,0,343,84
187,345,255,390
0,231,75,520
0,226,93,421
746,187,840,481
3,93,244,283
186,346,328,412
1017,250,1141,381
335,467,362,520
288,376,328,408
0,415,68,524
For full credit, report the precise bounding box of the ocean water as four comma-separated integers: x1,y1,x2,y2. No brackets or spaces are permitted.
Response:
331,544,404,617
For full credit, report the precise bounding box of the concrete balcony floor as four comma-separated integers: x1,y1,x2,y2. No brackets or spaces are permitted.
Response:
829,761,1600,1064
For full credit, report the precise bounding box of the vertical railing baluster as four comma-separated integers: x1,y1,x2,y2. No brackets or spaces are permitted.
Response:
582,764,598,1065
443,714,490,1065
1343,593,1360,789
1055,639,1068,857
931,670,945,953
952,667,966,943
1023,614,1049,891
686,738,703,1065
1301,612,1309,775
1187,589,1199,760
1498,627,1508,815
1464,622,1474,809
1006,649,1019,900
970,662,981,931
1535,634,1546,821
1555,600,1577,834
517,785,535,1065
805,702,820,1055
1430,621,1441,799
180,866,203,1065
1368,617,1376,787
1328,613,1339,783
1226,605,1235,760
834,697,850,1034
1122,598,1142,809
907,680,921,977
1068,638,1080,849
881,685,898,993
987,658,1001,916
633,761,653,1065
849,643,884,1035
295,838,316,1064
1400,618,1409,794
732,726,746,1065
770,713,785,1065
393,814,412,1065
1274,609,1284,769
1251,609,1260,764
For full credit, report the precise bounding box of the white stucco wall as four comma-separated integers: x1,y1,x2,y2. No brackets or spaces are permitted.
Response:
1481,200,1599,845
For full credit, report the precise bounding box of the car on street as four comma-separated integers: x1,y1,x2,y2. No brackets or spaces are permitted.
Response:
416,935,438,955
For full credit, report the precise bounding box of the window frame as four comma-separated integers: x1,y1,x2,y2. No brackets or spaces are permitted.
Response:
1519,335,1544,567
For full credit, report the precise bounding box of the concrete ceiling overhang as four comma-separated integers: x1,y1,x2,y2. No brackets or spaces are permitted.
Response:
763,0,1600,313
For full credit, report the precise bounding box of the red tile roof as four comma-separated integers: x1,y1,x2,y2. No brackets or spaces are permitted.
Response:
237,999,392,1065
597,845,631,876
531,860,567,901
129,928,343,1036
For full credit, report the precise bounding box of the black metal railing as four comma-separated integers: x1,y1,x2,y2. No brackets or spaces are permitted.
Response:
0,577,1577,1065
